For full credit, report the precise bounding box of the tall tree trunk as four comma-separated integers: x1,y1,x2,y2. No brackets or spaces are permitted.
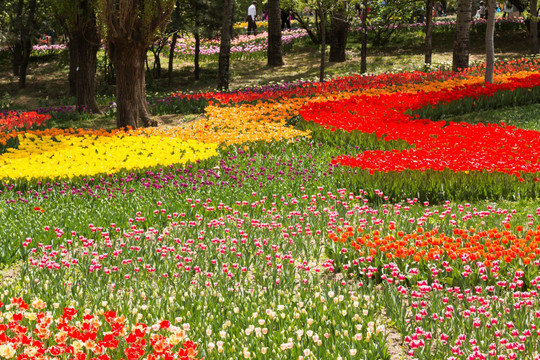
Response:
218,0,234,91
267,0,284,66
12,42,22,77
70,29,101,113
111,44,155,129
318,2,326,83
168,31,178,87
11,0,24,77
531,0,539,54
360,0,368,73
424,0,435,66
329,1,348,63
19,0,37,89
485,0,496,83
452,0,472,71
194,26,201,79
65,1,102,114
19,37,31,89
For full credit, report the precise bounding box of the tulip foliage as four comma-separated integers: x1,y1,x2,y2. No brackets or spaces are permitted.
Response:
0,59,539,360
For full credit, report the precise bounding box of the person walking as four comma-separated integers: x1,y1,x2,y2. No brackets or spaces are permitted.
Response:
281,9,291,30
247,1,257,36
478,1,487,19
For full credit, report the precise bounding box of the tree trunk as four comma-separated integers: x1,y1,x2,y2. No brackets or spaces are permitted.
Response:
329,1,348,63
267,0,284,66
12,42,22,77
485,0,496,83
194,27,201,79
11,0,24,77
218,0,234,91
168,31,178,87
19,37,31,89
18,0,37,89
452,0,472,71
318,2,326,83
111,44,155,129
153,48,162,78
531,0,539,55
360,0,368,73
425,0,435,66
97,0,174,129
70,29,101,113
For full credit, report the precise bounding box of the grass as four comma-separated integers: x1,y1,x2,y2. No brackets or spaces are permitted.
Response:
445,103,540,131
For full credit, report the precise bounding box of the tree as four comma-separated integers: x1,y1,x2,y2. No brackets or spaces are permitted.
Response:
177,0,222,82
452,0,472,71
51,0,101,114
317,0,327,82
148,35,168,79
96,0,175,129
168,0,182,86
485,0,496,83
7,0,38,88
530,0,538,55
424,0,435,66
267,0,284,66
367,0,417,47
358,0,368,73
329,0,348,62
218,0,234,91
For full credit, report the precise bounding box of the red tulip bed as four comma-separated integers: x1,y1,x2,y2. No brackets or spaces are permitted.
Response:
0,59,540,360
300,74,540,177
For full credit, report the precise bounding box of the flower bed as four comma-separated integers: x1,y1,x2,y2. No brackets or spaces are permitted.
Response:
1,60,540,360
300,72,540,177
0,112,50,134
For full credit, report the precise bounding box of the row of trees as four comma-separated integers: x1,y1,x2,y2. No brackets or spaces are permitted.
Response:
0,0,536,129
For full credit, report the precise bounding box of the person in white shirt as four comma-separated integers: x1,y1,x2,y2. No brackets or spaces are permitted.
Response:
247,1,257,35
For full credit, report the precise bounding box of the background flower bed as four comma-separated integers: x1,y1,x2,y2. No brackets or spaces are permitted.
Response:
0,60,539,360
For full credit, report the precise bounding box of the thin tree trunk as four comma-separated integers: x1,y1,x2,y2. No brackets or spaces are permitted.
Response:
452,0,472,71
360,0,368,73
531,0,539,54
425,0,435,66
318,2,326,83
12,43,22,77
194,27,201,79
168,31,178,87
18,0,37,89
154,47,162,78
329,1,348,63
485,0,496,83
291,11,320,44
268,0,284,66
12,0,24,77
19,37,31,89
218,0,234,91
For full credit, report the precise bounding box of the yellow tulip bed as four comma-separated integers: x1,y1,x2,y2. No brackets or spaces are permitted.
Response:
0,133,218,181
